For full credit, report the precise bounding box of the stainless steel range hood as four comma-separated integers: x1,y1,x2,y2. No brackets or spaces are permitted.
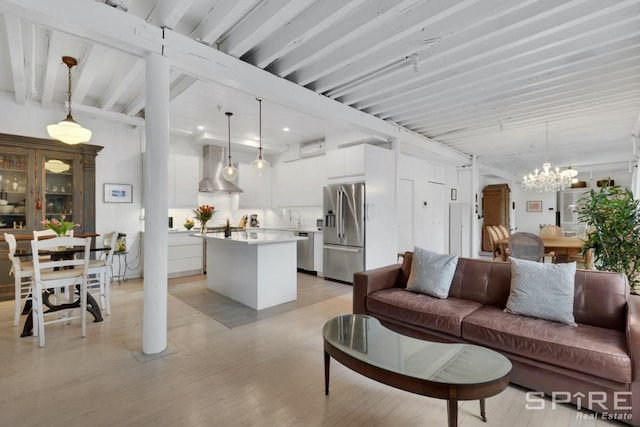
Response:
198,145,243,193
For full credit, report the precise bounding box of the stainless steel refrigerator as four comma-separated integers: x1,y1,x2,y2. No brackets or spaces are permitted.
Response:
323,182,365,283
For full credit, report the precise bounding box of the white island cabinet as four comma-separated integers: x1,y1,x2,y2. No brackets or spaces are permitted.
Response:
201,231,307,310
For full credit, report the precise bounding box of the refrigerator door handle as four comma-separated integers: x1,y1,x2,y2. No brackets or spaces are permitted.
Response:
337,189,343,238
323,245,361,253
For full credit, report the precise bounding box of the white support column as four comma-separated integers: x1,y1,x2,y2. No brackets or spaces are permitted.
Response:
471,155,480,257
143,52,169,355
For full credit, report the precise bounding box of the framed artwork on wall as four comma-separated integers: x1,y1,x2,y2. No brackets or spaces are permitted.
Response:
526,200,542,212
104,183,133,203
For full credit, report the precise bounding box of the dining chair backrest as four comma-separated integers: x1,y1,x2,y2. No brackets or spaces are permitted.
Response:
33,229,57,240
103,231,118,266
86,231,118,316
5,232,35,327
486,226,502,260
5,232,20,271
497,224,510,240
30,236,91,276
539,224,564,238
509,232,545,262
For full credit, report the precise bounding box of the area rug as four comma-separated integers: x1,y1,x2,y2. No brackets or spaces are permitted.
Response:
168,273,352,329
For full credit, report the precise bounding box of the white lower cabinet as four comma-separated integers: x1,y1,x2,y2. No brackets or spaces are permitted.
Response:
168,232,203,278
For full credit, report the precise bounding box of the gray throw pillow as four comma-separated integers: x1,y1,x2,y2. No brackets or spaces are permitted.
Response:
505,257,577,326
406,247,458,299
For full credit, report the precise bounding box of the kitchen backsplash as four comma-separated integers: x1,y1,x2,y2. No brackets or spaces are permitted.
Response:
167,192,322,230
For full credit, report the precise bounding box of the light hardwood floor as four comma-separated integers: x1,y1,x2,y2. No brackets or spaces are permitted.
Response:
0,275,626,426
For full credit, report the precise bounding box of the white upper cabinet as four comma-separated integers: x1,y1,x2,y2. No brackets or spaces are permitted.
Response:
326,144,365,179
275,155,325,207
238,163,272,208
168,153,199,207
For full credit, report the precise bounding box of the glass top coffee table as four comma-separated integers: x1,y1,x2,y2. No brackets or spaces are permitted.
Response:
323,314,512,427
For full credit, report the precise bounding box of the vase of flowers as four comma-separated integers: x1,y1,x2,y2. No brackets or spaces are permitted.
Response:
40,216,79,236
193,205,216,234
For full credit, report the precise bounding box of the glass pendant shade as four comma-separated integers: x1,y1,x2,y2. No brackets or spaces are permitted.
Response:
47,115,92,145
222,164,238,181
252,98,270,175
222,112,238,182
250,153,270,176
47,56,91,145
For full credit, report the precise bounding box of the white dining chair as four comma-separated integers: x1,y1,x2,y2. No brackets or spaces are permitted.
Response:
33,229,57,239
87,231,118,316
33,229,74,239
30,236,91,347
5,233,34,327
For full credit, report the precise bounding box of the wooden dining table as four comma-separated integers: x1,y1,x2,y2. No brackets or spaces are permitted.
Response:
496,236,586,262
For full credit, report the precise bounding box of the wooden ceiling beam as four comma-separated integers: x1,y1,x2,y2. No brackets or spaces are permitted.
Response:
146,0,195,30
219,0,314,59
72,43,109,104
190,0,256,45
243,0,368,69
407,70,640,131
366,19,640,116
294,0,497,87
387,45,640,125
3,14,25,105
266,0,418,78
40,30,63,109
335,0,640,106
100,58,144,110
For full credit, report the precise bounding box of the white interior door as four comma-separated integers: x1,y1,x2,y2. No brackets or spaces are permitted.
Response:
397,179,414,253
424,181,446,253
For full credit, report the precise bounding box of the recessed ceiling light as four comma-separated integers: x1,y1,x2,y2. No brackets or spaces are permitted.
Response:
197,125,204,130
283,127,290,132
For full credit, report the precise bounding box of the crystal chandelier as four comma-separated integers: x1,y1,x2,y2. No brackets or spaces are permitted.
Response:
522,122,573,192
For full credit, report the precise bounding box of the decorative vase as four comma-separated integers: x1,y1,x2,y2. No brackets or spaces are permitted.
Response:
200,222,207,234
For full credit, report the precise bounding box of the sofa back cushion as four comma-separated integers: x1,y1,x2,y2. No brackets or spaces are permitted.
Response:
399,254,629,331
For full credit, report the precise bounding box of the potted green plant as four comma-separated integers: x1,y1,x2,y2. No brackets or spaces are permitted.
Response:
577,185,640,292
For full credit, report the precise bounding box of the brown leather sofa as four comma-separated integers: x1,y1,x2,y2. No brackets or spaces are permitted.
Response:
353,252,640,425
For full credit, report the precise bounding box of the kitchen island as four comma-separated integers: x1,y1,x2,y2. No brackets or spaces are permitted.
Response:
199,230,307,310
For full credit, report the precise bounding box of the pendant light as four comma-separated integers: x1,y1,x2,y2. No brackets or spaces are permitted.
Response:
251,98,270,175
222,112,238,181
522,122,572,192
47,56,92,145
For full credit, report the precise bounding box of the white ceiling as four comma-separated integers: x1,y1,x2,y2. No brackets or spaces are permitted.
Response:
0,0,638,176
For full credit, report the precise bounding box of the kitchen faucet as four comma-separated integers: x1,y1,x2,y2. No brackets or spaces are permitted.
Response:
289,209,301,228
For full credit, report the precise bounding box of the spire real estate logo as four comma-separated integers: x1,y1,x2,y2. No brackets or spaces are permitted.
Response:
525,391,632,422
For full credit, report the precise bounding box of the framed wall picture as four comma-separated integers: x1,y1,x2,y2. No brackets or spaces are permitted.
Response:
104,183,133,203
526,200,542,212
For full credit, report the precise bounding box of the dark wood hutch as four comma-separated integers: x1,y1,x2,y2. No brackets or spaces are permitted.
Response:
0,132,103,300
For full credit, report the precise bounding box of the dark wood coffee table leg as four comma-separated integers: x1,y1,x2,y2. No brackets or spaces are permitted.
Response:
480,398,487,422
324,351,330,395
447,399,458,427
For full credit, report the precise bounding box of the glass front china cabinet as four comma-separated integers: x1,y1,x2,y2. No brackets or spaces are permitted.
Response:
0,132,102,297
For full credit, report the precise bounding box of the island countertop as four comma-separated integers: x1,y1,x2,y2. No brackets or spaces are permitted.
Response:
192,230,307,245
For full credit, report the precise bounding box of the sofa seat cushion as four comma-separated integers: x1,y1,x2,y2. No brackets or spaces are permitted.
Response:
462,306,631,384
367,288,483,337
